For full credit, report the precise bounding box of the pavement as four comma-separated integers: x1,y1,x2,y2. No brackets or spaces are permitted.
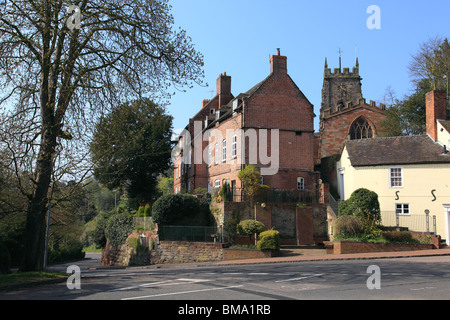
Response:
213,245,450,266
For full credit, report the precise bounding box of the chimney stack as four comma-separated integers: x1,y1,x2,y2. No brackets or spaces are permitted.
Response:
216,72,232,108
270,48,287,74
426,90,447,140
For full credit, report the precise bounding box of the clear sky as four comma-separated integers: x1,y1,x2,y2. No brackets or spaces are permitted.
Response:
166,0,450,134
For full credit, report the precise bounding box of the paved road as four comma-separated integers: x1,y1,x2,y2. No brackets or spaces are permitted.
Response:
2,253,450,303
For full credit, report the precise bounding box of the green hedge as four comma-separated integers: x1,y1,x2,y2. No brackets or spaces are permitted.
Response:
105,213,133,247
257,229,280,251
152,193,211,226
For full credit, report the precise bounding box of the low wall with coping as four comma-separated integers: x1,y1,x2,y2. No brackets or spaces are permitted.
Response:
326,240,434,255
150,241,223,264
222,248,273,261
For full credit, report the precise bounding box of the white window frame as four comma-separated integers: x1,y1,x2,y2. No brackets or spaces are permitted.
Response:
215,143,219,165
222,139,227,163
389,167,403,188
395,203,410,216
214,179,220,190
297,177,305,191
207,145,211,167
231,135,237,158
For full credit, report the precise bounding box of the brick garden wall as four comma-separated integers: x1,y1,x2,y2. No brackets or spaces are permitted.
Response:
329,240,434,255
150,241,223,264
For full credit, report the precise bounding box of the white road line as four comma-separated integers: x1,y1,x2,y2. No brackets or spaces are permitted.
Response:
275,274,324,283
110,278,211,292
249,273,269,275
122,285,244,300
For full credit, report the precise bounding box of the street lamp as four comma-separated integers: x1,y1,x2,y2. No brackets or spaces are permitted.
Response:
444,74,449,105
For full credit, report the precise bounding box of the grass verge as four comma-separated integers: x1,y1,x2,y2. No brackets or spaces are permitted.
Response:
0,271,68,291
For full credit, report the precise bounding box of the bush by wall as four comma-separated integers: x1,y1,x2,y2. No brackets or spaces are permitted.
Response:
257,229,280,251
338,188,381,234
105,213,133,247
237,219,266,242
381,231,417,244
335,215,363,238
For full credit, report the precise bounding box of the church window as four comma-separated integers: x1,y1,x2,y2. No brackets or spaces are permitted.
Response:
350,118,373,140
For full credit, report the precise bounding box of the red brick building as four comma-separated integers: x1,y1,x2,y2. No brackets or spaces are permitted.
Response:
173,50,317,198
174,51,387,203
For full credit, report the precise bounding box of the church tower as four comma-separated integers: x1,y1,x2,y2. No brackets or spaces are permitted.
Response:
316,55,386,199
319,57,363,131
317,55,386,159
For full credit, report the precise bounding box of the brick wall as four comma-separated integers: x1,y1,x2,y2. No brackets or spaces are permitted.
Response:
223,248,272,260
319,102,386,158
150,241,223,264
101,231,156,267
330,240,434,254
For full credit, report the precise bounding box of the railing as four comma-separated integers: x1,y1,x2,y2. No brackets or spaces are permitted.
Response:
159,225,222,243
328,193,339,216
133,217,155,231
381,211,437,234
228,188,318,204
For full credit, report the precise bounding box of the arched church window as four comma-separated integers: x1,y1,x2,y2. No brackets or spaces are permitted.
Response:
350,118,373,140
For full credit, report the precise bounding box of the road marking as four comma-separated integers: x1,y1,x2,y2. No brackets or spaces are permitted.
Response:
275,274,324,283
249,273,269,275
110,278,211,292
122,284,244,300
410,287,435,291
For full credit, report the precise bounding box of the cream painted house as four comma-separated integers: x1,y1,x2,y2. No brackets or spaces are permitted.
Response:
336,91,450,244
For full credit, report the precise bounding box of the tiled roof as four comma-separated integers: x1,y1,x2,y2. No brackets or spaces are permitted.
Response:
345,135,450,167
439,120,450,133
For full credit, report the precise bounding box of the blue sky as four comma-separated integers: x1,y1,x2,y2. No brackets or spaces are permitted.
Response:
167,0,450,133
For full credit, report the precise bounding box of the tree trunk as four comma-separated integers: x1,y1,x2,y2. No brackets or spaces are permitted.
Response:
20,133,56,272
20,18,57,271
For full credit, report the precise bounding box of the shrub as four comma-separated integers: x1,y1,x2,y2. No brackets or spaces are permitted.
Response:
0,242,11,274
134,204,151,217
335,215,363,238
381,231,417,243
338,188,381,233
257,229,280,251
48,240,85,264
152,193,211,226
105,213,133,247
238,165,261,203
223,212,240,244
237,219,266,243
220,182,232,202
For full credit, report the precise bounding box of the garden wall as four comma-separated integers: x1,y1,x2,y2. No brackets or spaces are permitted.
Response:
222,248,273,260
101,231,156,266
150,241,223,264
327,240,435,255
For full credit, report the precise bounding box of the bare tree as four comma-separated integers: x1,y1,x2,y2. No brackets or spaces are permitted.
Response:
0,0,204,271
409,36,450,91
